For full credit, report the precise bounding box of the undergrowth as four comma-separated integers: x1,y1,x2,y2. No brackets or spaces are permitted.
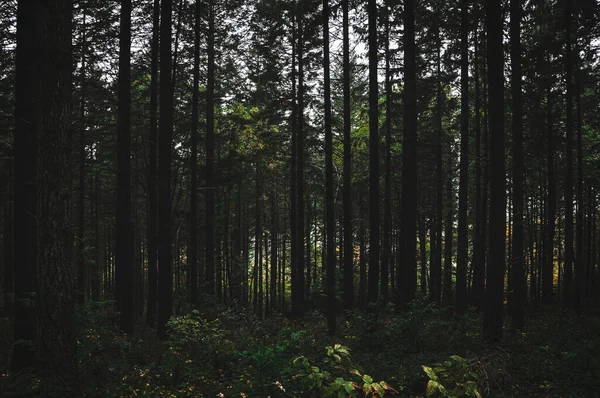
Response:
1,297,599,397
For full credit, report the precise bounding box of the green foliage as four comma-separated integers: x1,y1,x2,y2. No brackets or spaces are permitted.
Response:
422,355,481,398
292,344,399,397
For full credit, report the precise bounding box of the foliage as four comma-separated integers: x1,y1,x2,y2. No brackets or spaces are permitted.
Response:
422,355,481,398
292,344,399,397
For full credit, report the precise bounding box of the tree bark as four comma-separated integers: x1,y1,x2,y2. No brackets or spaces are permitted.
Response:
367,0,380,305
400,0,418,307
342,0,353,310
116,0,134,334
483,0,506,342
157,0,173,339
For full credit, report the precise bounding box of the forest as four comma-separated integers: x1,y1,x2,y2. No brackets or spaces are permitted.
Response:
0,0,600,396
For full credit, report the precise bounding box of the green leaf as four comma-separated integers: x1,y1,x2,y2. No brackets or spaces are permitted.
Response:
444,360,452,368
449,355,463,363
465,381,482,398
343,381,355,393
363,374,373,384
373,382,385,397
422,365,438,381
426,380,440,397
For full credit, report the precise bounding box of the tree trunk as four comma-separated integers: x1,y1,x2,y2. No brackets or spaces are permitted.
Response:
563,0,574,308
509,0,525,332
35,0,76,375
188,0,200,306
367,0,380,305
77,9,87,305
456,0,469,315
146,0,159,327
342,0,353,310
323,0,335,335
205,0,216,296
116,0,134,335
483,0,506,342
342,0,354,310
157,0,174,339
400,0,418,307
12,0,39,371
296,3,306,313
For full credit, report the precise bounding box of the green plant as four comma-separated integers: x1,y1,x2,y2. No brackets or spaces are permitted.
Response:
292,344,398,397
422,355,481,398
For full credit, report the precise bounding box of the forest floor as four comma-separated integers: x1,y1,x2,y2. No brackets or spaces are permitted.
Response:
1,298,600,397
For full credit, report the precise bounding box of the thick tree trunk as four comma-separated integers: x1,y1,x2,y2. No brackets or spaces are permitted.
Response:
116,0,134,335
483,0,506,342
36,0,76,376
400,0,418,307
12,0,39,371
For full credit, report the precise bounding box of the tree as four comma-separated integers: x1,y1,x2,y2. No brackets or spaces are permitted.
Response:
146,0,160,327
509,0,525,332
11,0,39,372
367,0,379,304
400,0,417,307
116,0,134,334
456,0,469,315
563,0,574,308
342,0,353,310
323,0,335,335
188,0,201,306
158,0,173,339
483,0,505,341
206,0,216,297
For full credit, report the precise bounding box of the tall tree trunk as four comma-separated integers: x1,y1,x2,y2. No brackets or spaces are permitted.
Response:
471,25,484,308
157,0,173,339
574,39,584,309
323,0,335,335
116,0,134,335
483,0,506,342
205,0,216,296
146,0,160,327
296,3,306,313
400,0,417,307
456,0,469,315
289,10,299,314
12,0,39,371
78,9,87,305
381,5,392,305
563,0,574,308
432,20,443,304
188,0,200,306
34,0,76,375
542,14,555,305
367,0,380,304
342,0,353,310
509,0,525,331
